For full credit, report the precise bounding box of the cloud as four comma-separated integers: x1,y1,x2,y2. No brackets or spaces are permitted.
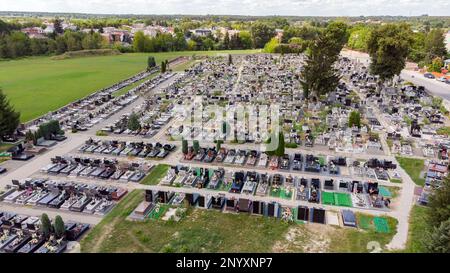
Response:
1,0,450,16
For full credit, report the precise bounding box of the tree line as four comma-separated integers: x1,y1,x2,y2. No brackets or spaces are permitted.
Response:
0,19,105,59
347,23,448,69
0,89,20,143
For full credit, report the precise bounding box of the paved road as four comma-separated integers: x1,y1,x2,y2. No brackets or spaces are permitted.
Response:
401,70,450,101
341,49,450,101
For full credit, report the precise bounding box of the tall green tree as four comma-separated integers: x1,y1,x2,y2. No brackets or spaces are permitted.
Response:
53,215,65,238
425,28,447,63
5,31,30,58
423,219,450,253
228,54,233,65
347,25,372,51
238,31,253,49
53,18,64,35
0,89,20,141
193,140,200,154
147,56,156,70
349,111,361,128
133,31,147,52
300,22,348,100
427,177,450,228
81,32,102,49
161,60,167,73
429,57,444,73
127,113,141,131
367,23,412,83
250,22,276,49
223,31,230,50
181,139,188,155
40,213,52,238
275,131,285,157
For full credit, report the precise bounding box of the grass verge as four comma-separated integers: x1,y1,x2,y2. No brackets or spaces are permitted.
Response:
81,189,291,253
140,164,170,185
404,205,429,253
396,156,426,186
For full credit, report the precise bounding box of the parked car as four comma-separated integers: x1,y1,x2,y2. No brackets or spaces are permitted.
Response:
437,76,447,82
424,72,435,79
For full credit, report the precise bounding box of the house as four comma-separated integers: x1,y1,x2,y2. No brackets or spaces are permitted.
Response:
21,27,46,39
190,29,212,37
101,27,130,43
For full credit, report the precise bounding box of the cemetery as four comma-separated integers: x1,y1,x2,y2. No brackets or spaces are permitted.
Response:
2,50,449,253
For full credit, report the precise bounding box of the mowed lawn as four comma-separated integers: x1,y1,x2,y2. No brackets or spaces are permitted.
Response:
0,49,259,122
396,157,426,186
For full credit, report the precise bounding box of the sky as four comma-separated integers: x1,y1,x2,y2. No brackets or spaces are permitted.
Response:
1,0,450,16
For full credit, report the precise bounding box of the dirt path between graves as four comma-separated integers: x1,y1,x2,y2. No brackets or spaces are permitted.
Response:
89,219,118,252
232,61,245,94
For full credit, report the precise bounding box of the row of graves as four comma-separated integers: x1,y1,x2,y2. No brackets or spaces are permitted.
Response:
130,189,391,232
231,54,304,104
24,70,157,133
346,58,450,159
158,165,392,210
78,138,176,159
100,74,177,137
350,158,400,183
182,145,348,176
300,80,384,154
183,56,240,101
0,178,127,215
0,211,89,253
40,155,153,183
418,161,448,205
167,102,279,144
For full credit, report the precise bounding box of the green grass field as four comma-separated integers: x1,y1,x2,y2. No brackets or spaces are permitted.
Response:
404,205,429,253
0,49,259,122
396,157,426,186
140,164,170,185
81,189,291,253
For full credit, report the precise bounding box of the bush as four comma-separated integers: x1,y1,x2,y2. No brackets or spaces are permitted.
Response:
127,113,141,131
193,140,200,154
51,49,121,60
38,120,63,140
40,213,52,238
349,111,361,128
96,130,108,136
182,139,188,155
285,142,298,148
54,215,65,238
